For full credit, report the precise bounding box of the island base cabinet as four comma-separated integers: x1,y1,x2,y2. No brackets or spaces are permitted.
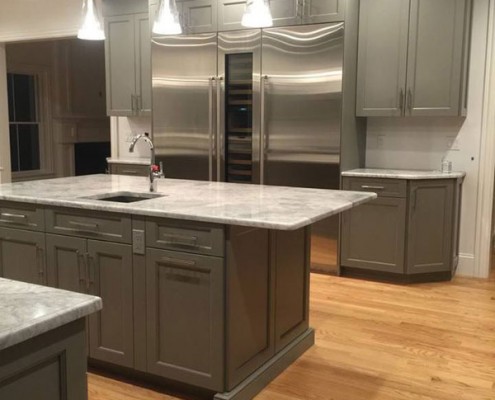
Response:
146,248,225,392
88,240,134,368
0,227,46,285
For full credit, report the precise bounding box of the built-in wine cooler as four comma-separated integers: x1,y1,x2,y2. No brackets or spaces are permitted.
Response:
225,54,253,183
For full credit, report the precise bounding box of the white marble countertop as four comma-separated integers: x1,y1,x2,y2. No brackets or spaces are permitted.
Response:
0,175,376,230
342,168,466,180
0,278,101,351
106,157,150,165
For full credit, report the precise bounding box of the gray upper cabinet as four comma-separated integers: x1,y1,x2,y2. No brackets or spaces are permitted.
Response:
406,180,454,274
0,227,46,285
105,13,151,116
218,0,247,31
356,0,471,117
146,248,224,392
88,240,134,368
303,0,345,23
406,0,467,116
356,0,409,117
180,0,218,33
269,0,300,27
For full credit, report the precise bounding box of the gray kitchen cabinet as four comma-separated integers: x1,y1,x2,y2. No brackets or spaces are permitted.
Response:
303,0,345,23
179,0,218,33
88,240,134,368
269,0,300,27
356,0,471,117
146,248,224,391
46,234,87,293
0,227,46,285
105,13,151,116
341,177,461,282
406,180,454,274
217,0,247,31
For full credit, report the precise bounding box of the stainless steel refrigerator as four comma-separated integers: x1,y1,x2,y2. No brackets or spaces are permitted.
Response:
152,23,343,273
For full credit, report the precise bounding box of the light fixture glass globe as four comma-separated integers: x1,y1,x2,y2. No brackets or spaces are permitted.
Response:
241,0,273,28
153,0,182,35
77,0,105,41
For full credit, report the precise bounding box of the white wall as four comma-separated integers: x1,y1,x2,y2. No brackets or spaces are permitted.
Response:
0,44,11,183
0,0,82,42
365,0,489,277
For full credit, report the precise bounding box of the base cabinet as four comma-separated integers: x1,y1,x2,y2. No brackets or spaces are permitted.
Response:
146,248,224,391
341,177,462,281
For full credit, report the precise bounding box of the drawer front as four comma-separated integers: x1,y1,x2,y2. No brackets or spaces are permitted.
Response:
0,202,45,231
46,208,132,243
110,163,149,177
146,219,224,257
343,177,407,198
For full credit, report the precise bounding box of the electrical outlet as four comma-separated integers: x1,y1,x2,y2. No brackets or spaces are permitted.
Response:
446,136,461,151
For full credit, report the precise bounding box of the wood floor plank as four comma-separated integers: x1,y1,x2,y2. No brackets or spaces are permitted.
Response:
88,272,495,400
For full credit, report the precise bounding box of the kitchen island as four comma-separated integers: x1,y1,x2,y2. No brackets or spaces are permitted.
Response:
0,278,101,400
0,175,375,400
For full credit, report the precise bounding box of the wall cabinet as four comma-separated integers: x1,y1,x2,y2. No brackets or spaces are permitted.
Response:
341,177,462,281
356,0,471,117
105,13,151,116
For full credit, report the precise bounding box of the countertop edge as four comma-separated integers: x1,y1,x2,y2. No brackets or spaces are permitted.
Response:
342,169,466,180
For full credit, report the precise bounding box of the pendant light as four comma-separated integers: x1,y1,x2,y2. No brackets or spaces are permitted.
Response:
153,0,182,35
241,0,273,28
77,0,105,41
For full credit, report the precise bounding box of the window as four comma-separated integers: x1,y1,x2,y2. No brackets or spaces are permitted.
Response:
7,73,41,172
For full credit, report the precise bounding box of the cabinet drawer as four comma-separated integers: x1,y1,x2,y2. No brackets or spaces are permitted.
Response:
146,218,224,257
45,208,132,244
343,177,407,198
110,163,149,176
0,202,45,231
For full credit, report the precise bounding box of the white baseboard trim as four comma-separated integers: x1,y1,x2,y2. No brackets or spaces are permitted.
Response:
456,253,477,277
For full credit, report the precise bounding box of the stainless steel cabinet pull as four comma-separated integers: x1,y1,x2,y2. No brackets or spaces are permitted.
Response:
86,254,95,291
161,233,199,247
36,246,45,284
122,169,138,174
411,187,417,212
361,185,385,190
407,88,413,113
1,212,27,219
161,256,196,267
69,221,99,231
76,251,86,285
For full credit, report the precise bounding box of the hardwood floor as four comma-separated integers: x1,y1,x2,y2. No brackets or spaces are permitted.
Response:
88,273,495,400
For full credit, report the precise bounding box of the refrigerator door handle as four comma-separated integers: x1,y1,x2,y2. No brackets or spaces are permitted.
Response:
217,76,224,182
260,75,269,184
208,77,216,181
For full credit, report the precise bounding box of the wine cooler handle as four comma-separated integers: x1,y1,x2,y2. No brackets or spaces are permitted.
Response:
260,75,269,185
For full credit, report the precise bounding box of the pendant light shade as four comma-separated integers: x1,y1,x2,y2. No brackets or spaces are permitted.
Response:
241,0,273,28
153,0,182,35
77,0,105,41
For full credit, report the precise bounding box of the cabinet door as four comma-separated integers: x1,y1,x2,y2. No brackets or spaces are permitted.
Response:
405,0,466,116
406,180,454,274
135,13,152,116
105,15,136,116
218,0,247,31
146,249,224,392
356,0,410,117
269,0,300,27
181,0,218,33
0,227,46,285
303,0,345,23
46,234,87,293
341,197,406,273
88,240,134,368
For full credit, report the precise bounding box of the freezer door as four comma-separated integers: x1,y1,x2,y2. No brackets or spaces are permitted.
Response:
261,23,344,189
218,30,262,184
152,33,218,181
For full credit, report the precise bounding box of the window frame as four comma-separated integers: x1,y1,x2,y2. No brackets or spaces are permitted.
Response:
7,64,54,180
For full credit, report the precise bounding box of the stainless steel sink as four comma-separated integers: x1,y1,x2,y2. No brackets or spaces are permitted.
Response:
85,191,164,203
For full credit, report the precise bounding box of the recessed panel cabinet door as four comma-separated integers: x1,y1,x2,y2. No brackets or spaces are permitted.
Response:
406,180,454,274
0,227,46,285
180,0,218,33
269,0,300,26
135,13,152,115
88,240,134,368
105,15,136,116
356,0,410,116
303,0,345,23
218,0,247,31
146,249,224,392
46,234,87,293
406,0,466,116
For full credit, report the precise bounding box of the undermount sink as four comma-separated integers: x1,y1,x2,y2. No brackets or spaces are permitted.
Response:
85,191,164,203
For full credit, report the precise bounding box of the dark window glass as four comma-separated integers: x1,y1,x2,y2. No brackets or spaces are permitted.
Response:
7,74,14,122
18,125,40,171
9,125,19,172
12,74,37,122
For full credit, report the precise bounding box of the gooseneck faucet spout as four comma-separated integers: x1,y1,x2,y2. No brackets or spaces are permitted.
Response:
128,132,164,192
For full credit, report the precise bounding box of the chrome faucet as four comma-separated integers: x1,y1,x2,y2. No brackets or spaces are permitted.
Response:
129,132,164,192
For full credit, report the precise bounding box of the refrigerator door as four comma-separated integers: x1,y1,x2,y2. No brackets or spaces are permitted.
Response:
153,33,218,181
218,30,261,184
261,23,344,187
